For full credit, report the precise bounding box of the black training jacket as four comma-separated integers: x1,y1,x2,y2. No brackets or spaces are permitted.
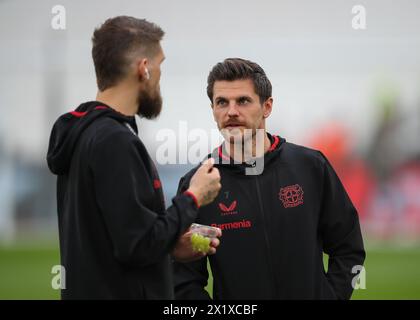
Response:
47,101,198,299
173,133,365,300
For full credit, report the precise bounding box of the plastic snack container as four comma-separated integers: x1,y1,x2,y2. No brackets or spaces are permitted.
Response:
190,223,220,253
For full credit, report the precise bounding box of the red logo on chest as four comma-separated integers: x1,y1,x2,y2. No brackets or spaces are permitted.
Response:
279,184,304,208
218,201,238,215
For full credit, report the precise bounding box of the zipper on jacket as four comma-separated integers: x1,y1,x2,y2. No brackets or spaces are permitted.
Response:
255,176,277,297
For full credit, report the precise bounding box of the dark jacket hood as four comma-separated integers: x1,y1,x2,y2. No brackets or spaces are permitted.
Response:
47,101,136,175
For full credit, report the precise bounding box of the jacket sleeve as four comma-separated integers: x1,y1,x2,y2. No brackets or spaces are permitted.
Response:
318,152,366,300
90,130,198,267
173,175,212,300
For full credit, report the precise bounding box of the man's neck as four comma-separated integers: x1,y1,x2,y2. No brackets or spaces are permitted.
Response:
96,85,137,116
225,131,271,163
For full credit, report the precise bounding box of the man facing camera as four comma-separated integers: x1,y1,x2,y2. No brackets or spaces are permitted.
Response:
173,58,365,300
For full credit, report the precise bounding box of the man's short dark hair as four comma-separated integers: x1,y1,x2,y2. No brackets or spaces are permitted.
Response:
92,16,164,91
207,58,272,104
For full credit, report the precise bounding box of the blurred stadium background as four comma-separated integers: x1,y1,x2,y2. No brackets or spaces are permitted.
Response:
1,0,420,299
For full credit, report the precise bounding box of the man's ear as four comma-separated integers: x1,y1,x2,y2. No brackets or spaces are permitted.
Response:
137,58,149,81
263,97,273,118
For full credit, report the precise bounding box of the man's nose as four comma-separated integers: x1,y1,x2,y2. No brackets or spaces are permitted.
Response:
227,102,239,117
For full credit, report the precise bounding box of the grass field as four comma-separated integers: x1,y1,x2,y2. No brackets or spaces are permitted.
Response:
1,243,419,300
0,242,60,300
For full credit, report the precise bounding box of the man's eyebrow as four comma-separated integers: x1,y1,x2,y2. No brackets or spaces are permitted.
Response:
215,96,228,101
236,95,253,100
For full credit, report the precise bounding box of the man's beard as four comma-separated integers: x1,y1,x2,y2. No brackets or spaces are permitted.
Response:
136,86,163,119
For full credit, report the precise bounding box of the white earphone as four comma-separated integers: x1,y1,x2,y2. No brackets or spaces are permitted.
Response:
145,68,150,80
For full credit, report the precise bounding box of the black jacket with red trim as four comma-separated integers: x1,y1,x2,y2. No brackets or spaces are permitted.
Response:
47,101,198,299
173,133,365,300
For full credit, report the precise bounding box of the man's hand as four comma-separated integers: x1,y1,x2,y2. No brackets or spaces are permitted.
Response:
172,227,222,263
187,158,221,207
